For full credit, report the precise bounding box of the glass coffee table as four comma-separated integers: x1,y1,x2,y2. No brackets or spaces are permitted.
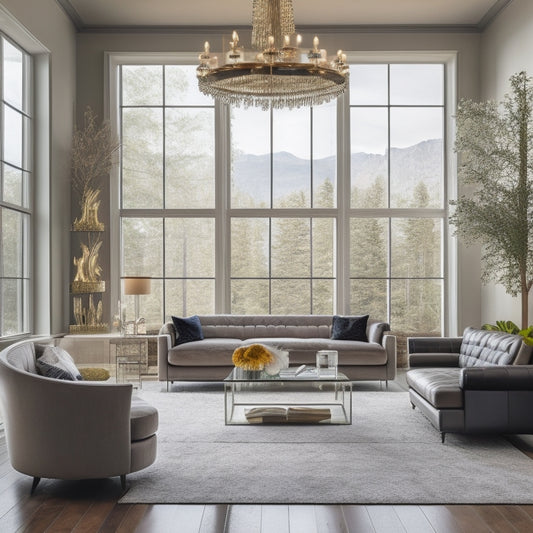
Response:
224,366,352,425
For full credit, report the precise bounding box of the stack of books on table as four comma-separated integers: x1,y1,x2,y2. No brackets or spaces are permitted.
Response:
244,406,331,424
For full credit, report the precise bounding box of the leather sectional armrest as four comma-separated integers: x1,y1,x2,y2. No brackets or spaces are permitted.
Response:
408,336,462,355
460,366,533,391
408,353,460,368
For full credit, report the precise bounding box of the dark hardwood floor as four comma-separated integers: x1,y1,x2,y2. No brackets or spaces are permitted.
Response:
2,376,533,532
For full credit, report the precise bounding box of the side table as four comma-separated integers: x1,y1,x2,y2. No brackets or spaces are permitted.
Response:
110,337,148,388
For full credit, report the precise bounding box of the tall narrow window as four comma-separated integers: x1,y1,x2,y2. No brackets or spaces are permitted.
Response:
0,36,32,338
349,64,445,334
119,64,216,324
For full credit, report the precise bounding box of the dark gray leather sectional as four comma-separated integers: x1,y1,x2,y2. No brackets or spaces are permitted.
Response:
407,327,533,442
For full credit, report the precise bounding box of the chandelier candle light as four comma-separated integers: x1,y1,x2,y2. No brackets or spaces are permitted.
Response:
197,0,349,110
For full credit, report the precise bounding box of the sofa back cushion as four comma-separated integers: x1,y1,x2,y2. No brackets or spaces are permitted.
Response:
459,326,524,367
178,315,389,344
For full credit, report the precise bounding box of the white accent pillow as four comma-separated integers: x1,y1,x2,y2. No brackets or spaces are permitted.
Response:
36,346,82,381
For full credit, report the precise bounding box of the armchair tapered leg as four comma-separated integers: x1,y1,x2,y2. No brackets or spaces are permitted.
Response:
121,474,126,491
31,477,41,494
441,432,446,443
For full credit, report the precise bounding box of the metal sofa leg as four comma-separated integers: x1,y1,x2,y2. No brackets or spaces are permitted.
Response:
441,432,446,443
121,474,126,491
411,402,415,409
31,476,41,495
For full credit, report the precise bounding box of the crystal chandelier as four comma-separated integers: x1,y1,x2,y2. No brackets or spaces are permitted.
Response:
196,0,349,110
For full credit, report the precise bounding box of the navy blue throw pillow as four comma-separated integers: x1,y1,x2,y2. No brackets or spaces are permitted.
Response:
171,315,204,346
331,315,369,342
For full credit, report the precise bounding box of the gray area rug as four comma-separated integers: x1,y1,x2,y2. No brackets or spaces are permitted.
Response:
120,389,533,504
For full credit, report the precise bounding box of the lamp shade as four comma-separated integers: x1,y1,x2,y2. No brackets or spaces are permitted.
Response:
123,277,151,295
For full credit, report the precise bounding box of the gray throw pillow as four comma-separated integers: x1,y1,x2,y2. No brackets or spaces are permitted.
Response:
331,315,369,342
36,346,83,381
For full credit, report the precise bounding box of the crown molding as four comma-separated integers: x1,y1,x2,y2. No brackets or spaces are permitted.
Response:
55,0,513,35
477,0,513,31
55,0,83,31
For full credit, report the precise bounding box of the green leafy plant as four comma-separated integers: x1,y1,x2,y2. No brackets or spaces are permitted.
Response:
482,320,533,345
450,72,533,329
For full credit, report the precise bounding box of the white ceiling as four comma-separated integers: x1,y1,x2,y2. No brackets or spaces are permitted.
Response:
61,0,509,29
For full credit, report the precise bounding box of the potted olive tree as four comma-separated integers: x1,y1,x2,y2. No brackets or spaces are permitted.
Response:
450,71,533,329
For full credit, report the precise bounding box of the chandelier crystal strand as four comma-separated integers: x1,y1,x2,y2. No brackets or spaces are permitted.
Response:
252,0,295,50
197,0,348,109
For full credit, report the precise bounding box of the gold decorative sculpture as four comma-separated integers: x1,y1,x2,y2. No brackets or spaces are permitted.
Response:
69,107,118,334
70,236,105,294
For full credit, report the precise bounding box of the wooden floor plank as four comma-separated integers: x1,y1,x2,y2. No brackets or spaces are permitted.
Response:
97,503,133,533
115,503,149,533
134,504,181,533
43,500,94,532
260,505,289,533
366,505,407,533
444,506,494,533
314,505,348,533
420,506,463,533
472,506,517,533
341,505,375,533
17,499,66,533
393,505,435,533
199,504,229,533
496,505,533,533
226,504,262,533
71,501,116,533
288,505,318,533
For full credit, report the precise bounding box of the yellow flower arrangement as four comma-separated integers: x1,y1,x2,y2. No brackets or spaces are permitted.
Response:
232,344,274,370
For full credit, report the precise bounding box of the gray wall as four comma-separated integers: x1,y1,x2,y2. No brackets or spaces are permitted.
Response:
76,29,482,335
0,0,76,334
480,0,533,327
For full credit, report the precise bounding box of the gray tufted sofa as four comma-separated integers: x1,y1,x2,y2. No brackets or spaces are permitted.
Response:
407,327,533,442
159,315,396,388
0,339,158,493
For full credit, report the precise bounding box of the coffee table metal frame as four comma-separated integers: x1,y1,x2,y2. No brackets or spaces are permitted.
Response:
224,367,352,425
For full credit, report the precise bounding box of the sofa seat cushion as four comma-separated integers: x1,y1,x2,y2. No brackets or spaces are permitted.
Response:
244,338,387,365
168,338,242,366
130,396,159,441
407,367,463,409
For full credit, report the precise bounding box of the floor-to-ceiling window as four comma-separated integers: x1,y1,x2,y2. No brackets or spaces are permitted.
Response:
349,64,445,333
112,54,449,335
0,36,32,339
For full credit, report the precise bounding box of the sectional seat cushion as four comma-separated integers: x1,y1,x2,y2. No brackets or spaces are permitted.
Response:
130,396,159,441
168,338,242,366
36,346,83,381
245,337,387,365
406,367,464,409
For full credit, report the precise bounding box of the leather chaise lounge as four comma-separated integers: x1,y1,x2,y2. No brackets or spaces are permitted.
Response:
407,327,533,442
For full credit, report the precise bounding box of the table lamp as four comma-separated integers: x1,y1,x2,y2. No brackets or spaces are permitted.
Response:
123,276,151,335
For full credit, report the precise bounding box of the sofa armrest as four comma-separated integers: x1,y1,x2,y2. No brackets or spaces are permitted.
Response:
408,336,462,355
157,333,172,382
383,334,397,380
460,366,533,391
409,353,460,368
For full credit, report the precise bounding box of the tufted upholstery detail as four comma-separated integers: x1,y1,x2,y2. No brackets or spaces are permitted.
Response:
459,326,525,367
163,315,389,344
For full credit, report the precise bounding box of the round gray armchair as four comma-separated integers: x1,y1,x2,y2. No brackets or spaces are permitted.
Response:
0,339,158,493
